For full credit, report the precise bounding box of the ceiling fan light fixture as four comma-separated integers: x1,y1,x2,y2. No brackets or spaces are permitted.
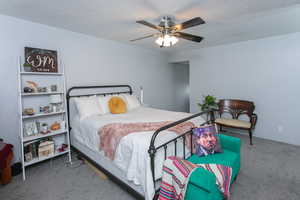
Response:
155,34,178,47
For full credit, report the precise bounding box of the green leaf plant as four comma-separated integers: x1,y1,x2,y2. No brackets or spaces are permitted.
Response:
197,95,218,111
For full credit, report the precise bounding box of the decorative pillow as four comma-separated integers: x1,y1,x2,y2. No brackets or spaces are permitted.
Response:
122,94,141,110
98,95,127,114
108,96,127,114
192,124,223,157
75,96,104,120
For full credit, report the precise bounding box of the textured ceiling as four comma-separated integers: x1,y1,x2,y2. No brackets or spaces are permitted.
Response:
0,0,300,52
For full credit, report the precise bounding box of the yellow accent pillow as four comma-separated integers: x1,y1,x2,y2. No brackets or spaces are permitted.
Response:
108,96,127,114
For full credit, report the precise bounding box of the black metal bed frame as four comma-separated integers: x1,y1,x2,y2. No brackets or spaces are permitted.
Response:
66,85,214,200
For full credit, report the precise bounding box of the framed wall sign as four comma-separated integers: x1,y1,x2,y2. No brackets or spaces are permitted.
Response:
25,47,58,73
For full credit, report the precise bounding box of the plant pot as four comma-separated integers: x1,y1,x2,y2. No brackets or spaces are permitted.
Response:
24,66,32,72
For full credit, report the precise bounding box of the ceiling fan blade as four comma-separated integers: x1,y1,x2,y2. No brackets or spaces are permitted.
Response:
173,17,205,31
174,32,204,42
130,34,156,42
136,20,162,30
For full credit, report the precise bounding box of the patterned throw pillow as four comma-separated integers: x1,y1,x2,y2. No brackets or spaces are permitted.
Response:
192,124,223,157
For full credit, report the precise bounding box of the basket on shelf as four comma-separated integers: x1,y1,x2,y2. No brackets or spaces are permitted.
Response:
38,141,54,157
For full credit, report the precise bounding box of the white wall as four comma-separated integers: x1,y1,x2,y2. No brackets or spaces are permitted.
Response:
0,15,176,161
169,32,300,146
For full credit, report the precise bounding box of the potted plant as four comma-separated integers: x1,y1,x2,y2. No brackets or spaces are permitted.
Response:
198,95,218,111
23,63,32,72
198,95,218,120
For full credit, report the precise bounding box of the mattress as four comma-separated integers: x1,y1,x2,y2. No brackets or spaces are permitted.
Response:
70,107,205,200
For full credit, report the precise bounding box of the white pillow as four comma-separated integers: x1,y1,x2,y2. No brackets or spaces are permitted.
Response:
75,96,104,120
122,94,141,110
97,95,111,114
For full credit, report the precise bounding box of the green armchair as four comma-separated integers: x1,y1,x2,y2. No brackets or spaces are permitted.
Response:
185,134,241,200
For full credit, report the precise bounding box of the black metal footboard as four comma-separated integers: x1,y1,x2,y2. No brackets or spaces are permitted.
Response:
148,110,215,195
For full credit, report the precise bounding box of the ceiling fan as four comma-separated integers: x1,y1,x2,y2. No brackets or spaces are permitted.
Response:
130,16,205,47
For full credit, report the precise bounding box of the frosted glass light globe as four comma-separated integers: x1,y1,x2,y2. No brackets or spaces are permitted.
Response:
155,35,178,47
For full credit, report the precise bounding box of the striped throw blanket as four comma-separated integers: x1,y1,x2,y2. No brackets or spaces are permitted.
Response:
158,156,232,200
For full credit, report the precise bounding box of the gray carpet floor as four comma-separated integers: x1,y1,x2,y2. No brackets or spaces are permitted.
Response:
1,133,300,200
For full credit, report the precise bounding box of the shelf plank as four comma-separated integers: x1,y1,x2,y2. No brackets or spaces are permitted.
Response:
22,111,65,119
21,72,63,76
23,129,67,142
21,92,63,96
24,149,70,167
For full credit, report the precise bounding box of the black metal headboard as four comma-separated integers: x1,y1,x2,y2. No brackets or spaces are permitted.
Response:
66,85,132,98
66,85,133,131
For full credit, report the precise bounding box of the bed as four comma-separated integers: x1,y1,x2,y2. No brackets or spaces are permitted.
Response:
66,85,213,200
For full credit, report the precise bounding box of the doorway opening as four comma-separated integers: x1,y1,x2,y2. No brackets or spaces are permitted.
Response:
170,61,190,113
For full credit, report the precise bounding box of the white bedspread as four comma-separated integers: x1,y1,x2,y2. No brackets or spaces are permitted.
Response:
72,107,205,200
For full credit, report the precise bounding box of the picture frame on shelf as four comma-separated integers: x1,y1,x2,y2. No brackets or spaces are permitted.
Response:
24,122,38,136
24,152,33,162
